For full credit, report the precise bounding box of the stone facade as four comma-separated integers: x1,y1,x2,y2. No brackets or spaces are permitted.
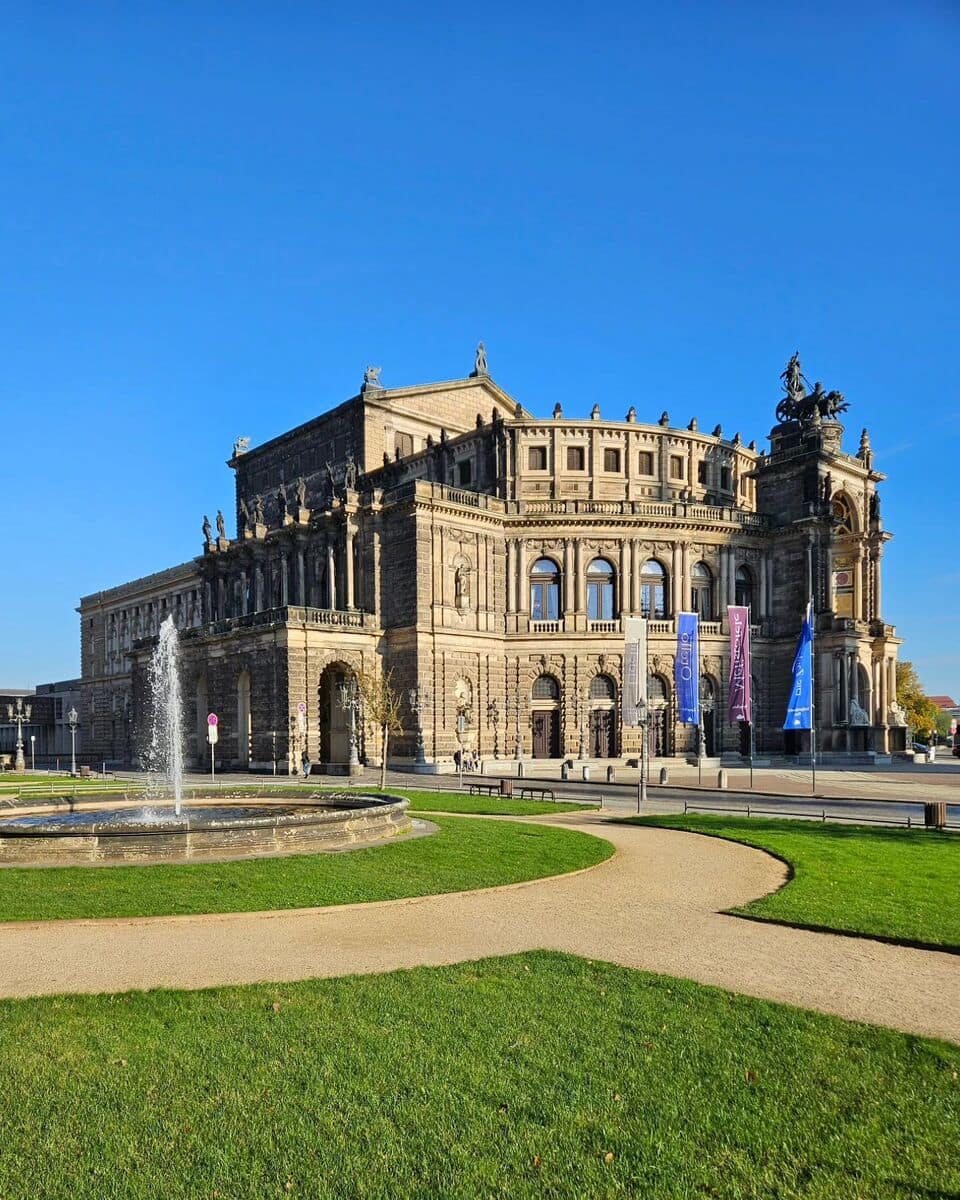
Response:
78,355,903,771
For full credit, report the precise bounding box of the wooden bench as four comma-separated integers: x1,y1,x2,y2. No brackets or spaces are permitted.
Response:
518,786,556,803
468,783,500,796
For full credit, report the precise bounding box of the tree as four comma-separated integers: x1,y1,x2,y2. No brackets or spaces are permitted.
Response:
895,661,940,743
355,666,404,789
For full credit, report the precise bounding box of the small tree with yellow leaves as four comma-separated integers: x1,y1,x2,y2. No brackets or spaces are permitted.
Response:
355,666,404,789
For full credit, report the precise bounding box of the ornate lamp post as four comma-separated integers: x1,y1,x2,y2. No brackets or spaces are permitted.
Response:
578,688,589,761
408,685,431,767
67,706,79,776
636,698,649,813
486,699,500,760
6,699,31,773
338,677,361,772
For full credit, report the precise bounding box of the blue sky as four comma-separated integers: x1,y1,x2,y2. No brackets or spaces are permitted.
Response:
1,2,957,694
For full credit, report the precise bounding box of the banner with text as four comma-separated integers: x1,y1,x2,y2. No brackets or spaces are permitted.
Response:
726,605,752,723
675,612,700,725
783,602,814,731
622,617,648,727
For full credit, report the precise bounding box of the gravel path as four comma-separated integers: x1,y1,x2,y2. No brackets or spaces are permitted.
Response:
1,812,957,1043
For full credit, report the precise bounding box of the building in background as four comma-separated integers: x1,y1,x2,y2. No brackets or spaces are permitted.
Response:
0,681,83,769
77,349,903,772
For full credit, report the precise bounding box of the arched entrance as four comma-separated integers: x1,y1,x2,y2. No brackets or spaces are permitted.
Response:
588,674,617,758
318,662,358,774
647,675,672,757
530,674,561,758
699,676,717,757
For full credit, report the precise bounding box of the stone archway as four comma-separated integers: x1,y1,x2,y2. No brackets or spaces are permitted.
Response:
317,661,359,774
587,673,618,758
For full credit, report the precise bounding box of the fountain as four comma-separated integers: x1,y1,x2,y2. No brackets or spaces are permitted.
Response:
0,616,415,867
148,615,185,815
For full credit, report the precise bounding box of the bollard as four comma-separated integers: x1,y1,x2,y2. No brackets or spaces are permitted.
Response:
517,761,525,778
606,765,616,783
659,767,669,785
560,763,570,781
581,765,591,782
717,769,728,789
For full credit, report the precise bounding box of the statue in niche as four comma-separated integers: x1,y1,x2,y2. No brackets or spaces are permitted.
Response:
276,482,288,518
202,514,213,543
869,492,880,522
216,510,226,540
822,472,833,503
253,494,265,525
888,701,907,727
344,454,358,491
295,476,308,508
454,562,472,611
239,497,251,531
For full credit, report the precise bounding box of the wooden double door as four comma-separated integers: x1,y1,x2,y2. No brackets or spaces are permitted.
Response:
589,709,616,758
531,710,560,758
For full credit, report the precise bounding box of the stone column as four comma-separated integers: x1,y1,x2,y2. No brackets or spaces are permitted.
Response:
758,554,768,618
681,543,692,612
280,555,289,606
240,569,248,615
297,549,306,606
671,542,682,616
631,540,642,613
217,576,226,619
574,540,585,613
766,556,774,619
833,654,842,724
517,540,529,614
619,540,631,616
849,651,859,705
873,549,883,620
727,548,736,607
854,546,863,621
255,564,264,612
327,538,337,610
564,540,575,617
506,540,516,613
345,526,356,610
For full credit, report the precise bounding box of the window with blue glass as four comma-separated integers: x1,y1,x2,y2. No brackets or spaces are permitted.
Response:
587,558,616,620
641,559,668,619
529,558,560,620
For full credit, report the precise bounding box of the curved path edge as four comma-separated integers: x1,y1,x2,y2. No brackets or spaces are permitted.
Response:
0,812,956,1045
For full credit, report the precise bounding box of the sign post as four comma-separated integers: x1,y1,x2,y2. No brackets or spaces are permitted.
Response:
207,713,218,780
623,617,648,813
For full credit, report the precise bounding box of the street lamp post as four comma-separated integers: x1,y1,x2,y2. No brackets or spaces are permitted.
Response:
578,688,588,761
486,699,500,759
338,678,361,773
6,699,31,773
408,685,431,767
67,706,79,776
636,698,649,813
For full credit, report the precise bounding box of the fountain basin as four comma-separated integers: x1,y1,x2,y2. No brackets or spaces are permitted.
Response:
0,794,411,866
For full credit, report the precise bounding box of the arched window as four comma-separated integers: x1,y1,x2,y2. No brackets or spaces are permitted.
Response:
532,674,560,701
641,559,668,620
587,558,616,620
529,558,560,621
832,494,855,534
691,561,713,621
735,565,754,610
589,674,616,701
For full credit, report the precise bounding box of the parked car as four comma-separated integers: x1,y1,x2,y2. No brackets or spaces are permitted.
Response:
912,742,929,755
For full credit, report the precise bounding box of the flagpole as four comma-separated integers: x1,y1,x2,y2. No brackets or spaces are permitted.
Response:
748,604,755,790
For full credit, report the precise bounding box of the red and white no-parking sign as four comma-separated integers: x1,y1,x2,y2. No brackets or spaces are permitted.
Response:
207,712,218,744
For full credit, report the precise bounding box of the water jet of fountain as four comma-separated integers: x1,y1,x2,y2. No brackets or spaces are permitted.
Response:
148,616,185,816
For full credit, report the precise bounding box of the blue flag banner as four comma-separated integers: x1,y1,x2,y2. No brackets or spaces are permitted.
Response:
675,612,700,725
783,603,814,731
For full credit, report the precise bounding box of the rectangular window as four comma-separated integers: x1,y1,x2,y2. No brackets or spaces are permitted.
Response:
528,446,548,471
457,459,473,486
670,456,684,480
566,445,585,471
603,448,621,473
697,461,707,485
394,431,414,458
720,467,731,490
637,451,654,475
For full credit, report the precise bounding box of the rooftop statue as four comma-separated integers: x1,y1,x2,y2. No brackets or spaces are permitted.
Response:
362,365,383,391
776,353,849,425
471,341,489,377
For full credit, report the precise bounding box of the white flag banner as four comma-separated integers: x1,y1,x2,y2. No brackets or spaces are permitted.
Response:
623,617,648,727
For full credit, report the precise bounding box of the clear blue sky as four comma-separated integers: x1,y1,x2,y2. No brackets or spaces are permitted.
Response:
1,2,957,695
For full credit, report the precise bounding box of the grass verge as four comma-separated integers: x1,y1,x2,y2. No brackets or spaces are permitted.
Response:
390,788,590,816
0,815,610,923
0,951,956,1199
631,814,960,951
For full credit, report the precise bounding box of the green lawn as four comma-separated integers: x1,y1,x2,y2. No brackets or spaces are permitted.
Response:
632,815,960,951
0,814,610,923
0,952,955,1199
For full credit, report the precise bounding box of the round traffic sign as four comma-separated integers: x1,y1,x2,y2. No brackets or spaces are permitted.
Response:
207,713,218,726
